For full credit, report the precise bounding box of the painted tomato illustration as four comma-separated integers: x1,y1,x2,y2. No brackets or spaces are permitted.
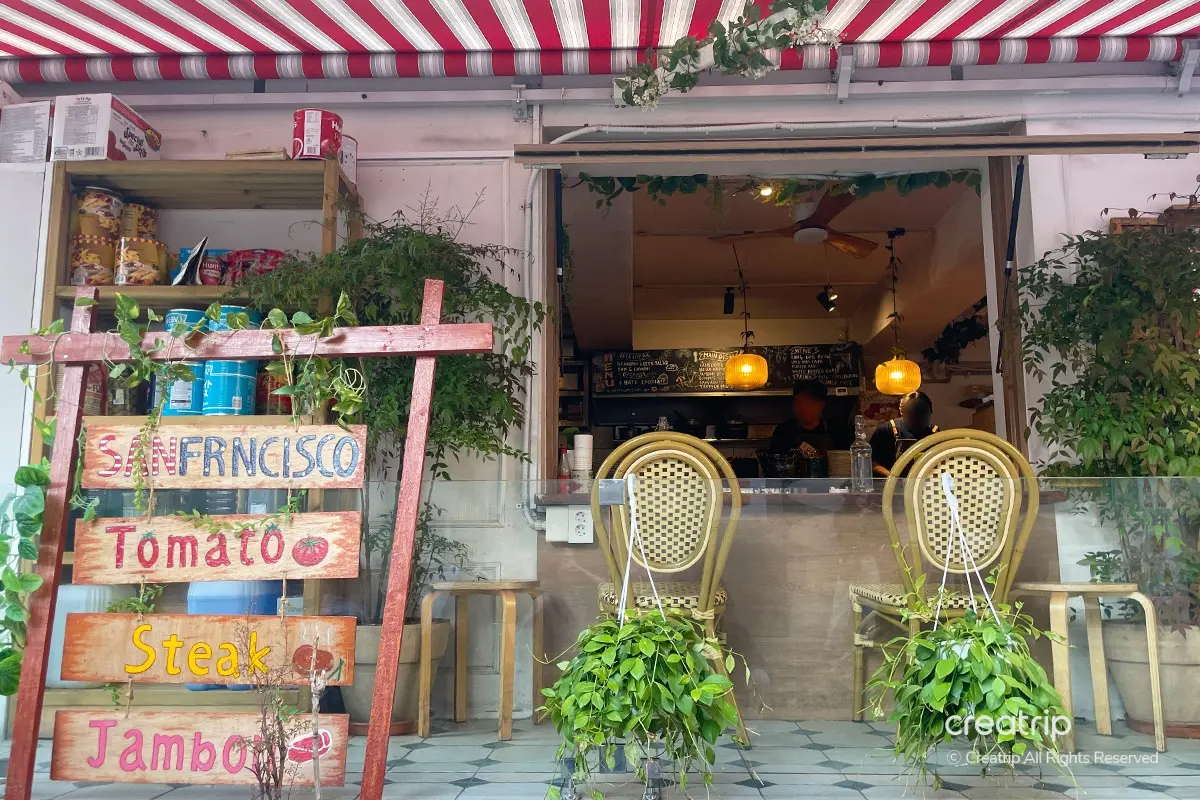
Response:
292,644,335,672
292,535,329,567
286,728,332,765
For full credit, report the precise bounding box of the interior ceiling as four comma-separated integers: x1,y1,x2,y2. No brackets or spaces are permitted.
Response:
631,182,972,321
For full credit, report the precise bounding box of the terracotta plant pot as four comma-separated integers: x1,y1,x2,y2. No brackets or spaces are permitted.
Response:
1103,620,1200,737
341,621,450,735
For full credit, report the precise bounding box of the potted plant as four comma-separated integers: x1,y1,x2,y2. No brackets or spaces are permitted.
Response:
867,593,1068,787
240,198,545,733
540,610,744,800
1021,226,1200,733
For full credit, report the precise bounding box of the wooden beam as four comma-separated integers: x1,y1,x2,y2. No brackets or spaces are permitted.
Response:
5,290,96,800
988,155,1029,454
2,320,494,364
359,279,444,800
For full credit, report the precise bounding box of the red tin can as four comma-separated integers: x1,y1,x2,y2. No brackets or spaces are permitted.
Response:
198,253,225,285
256,371,292,415
292,108,342,160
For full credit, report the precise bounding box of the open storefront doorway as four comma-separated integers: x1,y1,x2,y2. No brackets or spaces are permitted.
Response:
557,163,999,474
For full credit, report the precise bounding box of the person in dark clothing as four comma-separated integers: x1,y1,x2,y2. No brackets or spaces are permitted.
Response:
770,380,834,454
870,391,939,476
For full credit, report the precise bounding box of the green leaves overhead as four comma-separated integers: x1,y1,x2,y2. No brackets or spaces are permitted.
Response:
571,170,982,210
615,0,838,108
541,611,746,798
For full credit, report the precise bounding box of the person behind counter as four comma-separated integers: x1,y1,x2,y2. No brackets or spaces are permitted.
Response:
770,380,835,454
870,391,939,476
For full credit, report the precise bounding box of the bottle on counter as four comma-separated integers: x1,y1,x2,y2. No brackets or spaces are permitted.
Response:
850,415,873,493
558,447,571,493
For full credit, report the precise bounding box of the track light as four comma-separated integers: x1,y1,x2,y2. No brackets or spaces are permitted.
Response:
817,285,837,313
723,287,736,315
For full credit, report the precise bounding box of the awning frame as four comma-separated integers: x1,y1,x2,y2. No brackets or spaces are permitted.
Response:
515,132,1200,167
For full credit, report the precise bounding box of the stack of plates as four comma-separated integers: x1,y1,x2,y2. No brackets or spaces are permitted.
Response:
827,450,852,478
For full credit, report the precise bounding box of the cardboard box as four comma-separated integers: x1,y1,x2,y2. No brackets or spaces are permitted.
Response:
0,80,22,108
51,93,161,161
0,100,51,163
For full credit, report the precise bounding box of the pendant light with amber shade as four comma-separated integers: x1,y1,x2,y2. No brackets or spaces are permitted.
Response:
725,245,769,390
875,229,922,395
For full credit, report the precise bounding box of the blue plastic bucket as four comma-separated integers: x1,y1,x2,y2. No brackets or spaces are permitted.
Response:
156,308,206,416
203,307,263,416
208,305,263,333
185,581,283,691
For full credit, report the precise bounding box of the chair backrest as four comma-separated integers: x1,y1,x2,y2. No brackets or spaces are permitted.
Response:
882,428,1038,604
590,432,742,614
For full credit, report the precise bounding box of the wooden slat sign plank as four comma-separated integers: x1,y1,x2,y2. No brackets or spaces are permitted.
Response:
60,614,355,686
51,710,349,786
80,422,367,490
73,511,361,584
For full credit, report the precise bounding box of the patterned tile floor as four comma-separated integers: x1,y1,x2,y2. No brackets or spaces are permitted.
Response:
5,718,1200,799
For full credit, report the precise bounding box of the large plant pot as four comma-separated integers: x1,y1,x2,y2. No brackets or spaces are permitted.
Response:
1104,620,1200,737
341,621,450,735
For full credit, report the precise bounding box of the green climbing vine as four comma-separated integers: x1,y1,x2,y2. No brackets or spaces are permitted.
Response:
616,0,838,108
572,170,983,208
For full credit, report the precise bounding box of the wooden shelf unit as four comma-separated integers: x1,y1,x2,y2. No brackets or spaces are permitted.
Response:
25,159,361,733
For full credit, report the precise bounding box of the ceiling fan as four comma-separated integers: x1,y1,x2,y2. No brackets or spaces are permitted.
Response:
711,188,879,259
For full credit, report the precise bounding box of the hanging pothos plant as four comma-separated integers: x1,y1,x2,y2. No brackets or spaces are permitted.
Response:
923,298,989,365
541,610,746,799
616,0,838,108
867,584,1070,788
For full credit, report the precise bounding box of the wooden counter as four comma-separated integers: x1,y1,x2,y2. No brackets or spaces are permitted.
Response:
536,490,1061,720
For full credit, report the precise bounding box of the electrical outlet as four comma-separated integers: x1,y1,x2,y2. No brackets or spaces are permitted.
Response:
567,505,593,544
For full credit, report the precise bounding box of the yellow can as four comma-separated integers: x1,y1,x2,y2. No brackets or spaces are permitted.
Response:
76,186,123,239
69,235,116,286
120,203,157,239
116,237,165,286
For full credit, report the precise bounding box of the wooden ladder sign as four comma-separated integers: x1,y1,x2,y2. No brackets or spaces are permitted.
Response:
0,279,493,800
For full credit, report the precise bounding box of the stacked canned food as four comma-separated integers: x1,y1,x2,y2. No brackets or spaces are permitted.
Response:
146,306,264,417
69,187,165,286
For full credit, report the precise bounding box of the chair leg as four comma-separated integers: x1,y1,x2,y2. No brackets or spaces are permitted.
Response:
1131,591,1167,753
709,620,750,749
498,591,517,741
531,591,545,725
1083,596,1112,736
851,599,865,722
417,592,436,739
1047,592,1075,753
455,594,469,723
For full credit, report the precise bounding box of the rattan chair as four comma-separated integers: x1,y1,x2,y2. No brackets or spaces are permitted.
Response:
590,431,749,745
849,429,1039,720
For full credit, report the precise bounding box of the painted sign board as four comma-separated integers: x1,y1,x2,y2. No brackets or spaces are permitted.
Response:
51,710,349,786
81,422,367,490
72,511,361,584
60,614,355,686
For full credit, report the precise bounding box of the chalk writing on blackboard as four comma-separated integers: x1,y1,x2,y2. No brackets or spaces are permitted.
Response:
592,344,862,395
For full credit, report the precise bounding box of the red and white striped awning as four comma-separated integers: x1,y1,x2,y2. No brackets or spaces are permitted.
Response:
0,0,1198,83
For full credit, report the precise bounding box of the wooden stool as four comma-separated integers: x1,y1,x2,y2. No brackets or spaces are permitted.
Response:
417,580,543,740
1013,582,1165,752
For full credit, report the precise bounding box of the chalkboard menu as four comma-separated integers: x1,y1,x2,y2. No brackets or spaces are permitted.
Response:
591,344,862,395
